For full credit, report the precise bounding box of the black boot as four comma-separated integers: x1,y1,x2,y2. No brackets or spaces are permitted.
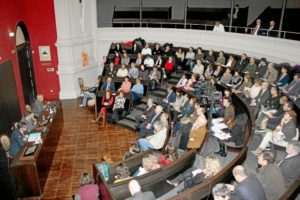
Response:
214,143,223,155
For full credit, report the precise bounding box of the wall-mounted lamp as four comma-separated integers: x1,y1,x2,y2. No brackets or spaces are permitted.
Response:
9,32,15,37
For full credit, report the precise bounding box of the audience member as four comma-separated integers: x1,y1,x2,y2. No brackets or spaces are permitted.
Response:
139,105,163,138
225,55,236,68
111,91,126,123
138,65,149,80
131,43,140,55
192,59,204,76
277,141,300,188
212,183,232,200
100,77,116,92
125,180,155,200
249,81,270,118
267,20,277,37
131,78,144,103
163,56,175,78
113,43,123,54
234,53,249,73
243,56,257,77
185,47,195,71
135,53,143,65
216,51,226,65
135,98,155,131
175,48,185,68
148,67,161,91
255,58,268,79
212,65,223,80
262,62,278,84
144,55,154,67
75,173,98,200
205,49,216,63
79,76,100,107
231,165,266,200
128,63,139,79
121,51,130,65
219,68,232,85
155,55,163,68
251,110,297,155
204,63,214,78
105,62,117,77
141,43,152,55
20,111,36,133
276,65,290,88
255,151,285,200
250,18,264,36
194,47,205,61
230,70,243,89
117,64,129,78
152,43,162,56
176,73,188,88
118,76,132,93
114,51,121,65
282,73,300,99
138,121,167,151
213,21,225,32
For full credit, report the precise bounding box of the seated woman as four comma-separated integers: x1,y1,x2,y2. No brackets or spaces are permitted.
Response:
175,48,185,68
93,90,114,125
138,64,149,81
79,76,101,107
232,74,252,95
138,122,167,151
74,173,98,200
121,50,130,65
133,154,161,177
204,63,214,78
135,53,143,65
183,74,197,92
111,91,126,123
179,107,207,150
251,110,297,156
219,68,232,85
118,76,132,93
163,56,175,78
165,156,221,195
212,65,223,80
276,65,290,88
176,73,188,89
230,70,243,89
243,79,262,103
114,51,121,65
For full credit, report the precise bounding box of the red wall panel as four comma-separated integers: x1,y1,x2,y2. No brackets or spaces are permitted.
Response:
0,0,60,113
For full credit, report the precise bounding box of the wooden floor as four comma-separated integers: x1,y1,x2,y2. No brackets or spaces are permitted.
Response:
26,99,137,200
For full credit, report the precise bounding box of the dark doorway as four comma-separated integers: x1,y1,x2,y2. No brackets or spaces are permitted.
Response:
16,22,37,106
0,60,22,134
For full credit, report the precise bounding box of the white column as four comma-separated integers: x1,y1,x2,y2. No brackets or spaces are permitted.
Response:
54,0,99,99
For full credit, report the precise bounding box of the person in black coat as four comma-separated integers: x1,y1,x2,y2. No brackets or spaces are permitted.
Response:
232,165,266,200
234,53,249,73
277,141,300,188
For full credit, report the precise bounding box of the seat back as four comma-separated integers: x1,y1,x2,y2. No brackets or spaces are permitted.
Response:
78,77,85,91
0,134,10,152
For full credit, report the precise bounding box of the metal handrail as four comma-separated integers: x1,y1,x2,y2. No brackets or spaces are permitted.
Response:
98,21,300,41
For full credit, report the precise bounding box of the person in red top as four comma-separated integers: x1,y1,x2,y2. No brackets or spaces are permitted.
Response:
163,56,175,78
114,51,121,65
75,173,99,200
93,90,114,125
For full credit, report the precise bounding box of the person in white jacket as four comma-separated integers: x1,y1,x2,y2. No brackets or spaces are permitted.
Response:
138,121,167,151
213,21,225,32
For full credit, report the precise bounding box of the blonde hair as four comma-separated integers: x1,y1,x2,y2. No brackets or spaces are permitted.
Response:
203,156,221,178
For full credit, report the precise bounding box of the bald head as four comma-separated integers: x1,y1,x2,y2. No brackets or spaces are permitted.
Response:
128,180,141,196
232,165,248,183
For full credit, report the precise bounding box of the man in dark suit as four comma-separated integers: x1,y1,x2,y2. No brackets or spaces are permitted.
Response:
232,165,266,200
105,62,118,77
100,77,116,92
250,81,271,118
32,94,46,118
148,67,162,91
250,18,264,36
267,20,277,37
135,98,155,131
282,73,300,99
234,53,249,73
139,105,163,138
256,151,286,200
277,141,300,188
159,85,176,110
9,122,28,157
125,180,155,200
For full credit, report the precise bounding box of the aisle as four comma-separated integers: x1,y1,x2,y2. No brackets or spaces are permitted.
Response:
28,99,136,200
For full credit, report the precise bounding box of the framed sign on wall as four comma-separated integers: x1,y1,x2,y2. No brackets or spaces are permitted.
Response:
38,46,51,61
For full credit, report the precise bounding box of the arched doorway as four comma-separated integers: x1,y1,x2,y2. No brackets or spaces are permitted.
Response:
16,22,37,106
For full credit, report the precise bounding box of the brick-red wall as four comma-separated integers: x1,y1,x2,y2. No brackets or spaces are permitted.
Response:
0,0,60,112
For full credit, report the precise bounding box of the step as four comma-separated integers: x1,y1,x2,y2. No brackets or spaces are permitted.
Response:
152,90,166,98
135,103,147,111
125,109,143,121
117,119,138,131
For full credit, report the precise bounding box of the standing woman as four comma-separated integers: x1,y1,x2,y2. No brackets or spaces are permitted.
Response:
93,90,114,125
111,91,126,123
